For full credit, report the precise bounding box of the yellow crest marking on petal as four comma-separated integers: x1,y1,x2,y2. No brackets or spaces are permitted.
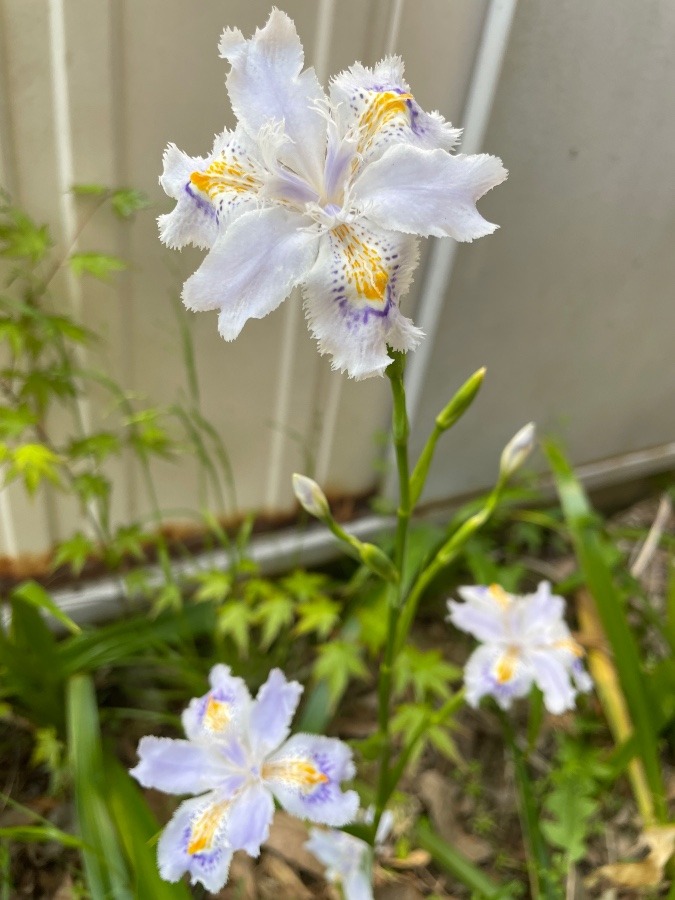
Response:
262,759,329,794
203,695,230,732
188,801,230,856
190,157,259,200
357,90,413,155
333,224,389,302
488,584,511,608
495,650,519,684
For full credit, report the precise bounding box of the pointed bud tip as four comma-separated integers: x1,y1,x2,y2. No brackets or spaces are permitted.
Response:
292,473,330,519
500,422,536,478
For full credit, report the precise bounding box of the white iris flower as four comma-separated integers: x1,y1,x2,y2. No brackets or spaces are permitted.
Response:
160,9,507,379
447,582,593,714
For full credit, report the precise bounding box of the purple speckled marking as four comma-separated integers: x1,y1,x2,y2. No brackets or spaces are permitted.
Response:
185,182,216,218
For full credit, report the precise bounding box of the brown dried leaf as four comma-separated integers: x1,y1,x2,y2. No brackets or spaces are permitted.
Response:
588,825,675,889
265,811,325,877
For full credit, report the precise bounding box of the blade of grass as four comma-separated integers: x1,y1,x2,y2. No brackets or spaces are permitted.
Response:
544,440,667,823
414,817,505,898
105,753,191,899
67,674,134,899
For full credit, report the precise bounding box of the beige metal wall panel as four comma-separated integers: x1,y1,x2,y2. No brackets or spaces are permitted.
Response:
410,0,675,504
0,0,508,556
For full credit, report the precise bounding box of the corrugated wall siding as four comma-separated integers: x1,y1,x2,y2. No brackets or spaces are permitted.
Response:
0,0,673,557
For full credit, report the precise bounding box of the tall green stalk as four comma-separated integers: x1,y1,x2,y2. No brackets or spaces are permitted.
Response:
372,350,411,839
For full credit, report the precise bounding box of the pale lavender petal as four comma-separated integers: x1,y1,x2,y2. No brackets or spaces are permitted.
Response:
158,144,217,251
447,591,509,644
130,736,234,796
303,227,422,379
517,582,566,638
158,129,262,251
572,659,594,694
219,9,327,186
463,644,531,711
226,782,275,857
305,828,350,876
330,56,461,172
527,649,577,714
182,207,319,339
157,794,233,892
249,668,303,759
353,144,507,241
343,866,375,900
264,734,359,826
182,664,251,741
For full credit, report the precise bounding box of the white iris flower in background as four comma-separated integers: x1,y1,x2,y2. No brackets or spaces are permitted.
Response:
130,666,358,893
447,581,593,714
160,8,507,379
305,808,394,900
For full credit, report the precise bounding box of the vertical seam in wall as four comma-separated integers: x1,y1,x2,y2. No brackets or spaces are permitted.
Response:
0,0,18,555
387,0,517,498
0,0,18,196
109,0,138,521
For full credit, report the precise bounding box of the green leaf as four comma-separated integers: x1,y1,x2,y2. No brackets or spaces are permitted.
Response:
0,318,25,356
356,589,388,655
52,532,94,577
192,569,232,603
216,601,251,656
0,825,84,850
12,580,80,634
66,674,134,899
153,582,183,616
544,439,667,822
295,596,340,639
0,406,37,440
313,641,369,703
71,183,108,197
72,472,110,505
542,779,597,862
280,569,332,601
104,755,191,899
5,443,62,494
111,189,151,219
67,431,121,463
0,207,51,263
106,524,146,566
394,646,461,702
69,252,126,281
254,593,294,650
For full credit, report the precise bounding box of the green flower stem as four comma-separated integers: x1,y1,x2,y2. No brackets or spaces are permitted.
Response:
501,712,557,900
394,480,505,657
372,350,411,841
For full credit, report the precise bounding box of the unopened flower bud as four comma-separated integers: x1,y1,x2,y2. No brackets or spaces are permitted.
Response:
359,543,399,584
435,367,486,431
499,422,536,478
292,473,330,520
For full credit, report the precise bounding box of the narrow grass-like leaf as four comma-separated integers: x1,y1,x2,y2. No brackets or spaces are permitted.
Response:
105,755,191,899
0,825,84,850
414,818,504,898
12,581,80,634
544,440,667,822
67,674,134,899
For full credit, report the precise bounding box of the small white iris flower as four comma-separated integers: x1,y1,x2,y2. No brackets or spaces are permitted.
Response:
130,666,358,892
160,8,507,379
305,808,393,900
447,581,593,714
